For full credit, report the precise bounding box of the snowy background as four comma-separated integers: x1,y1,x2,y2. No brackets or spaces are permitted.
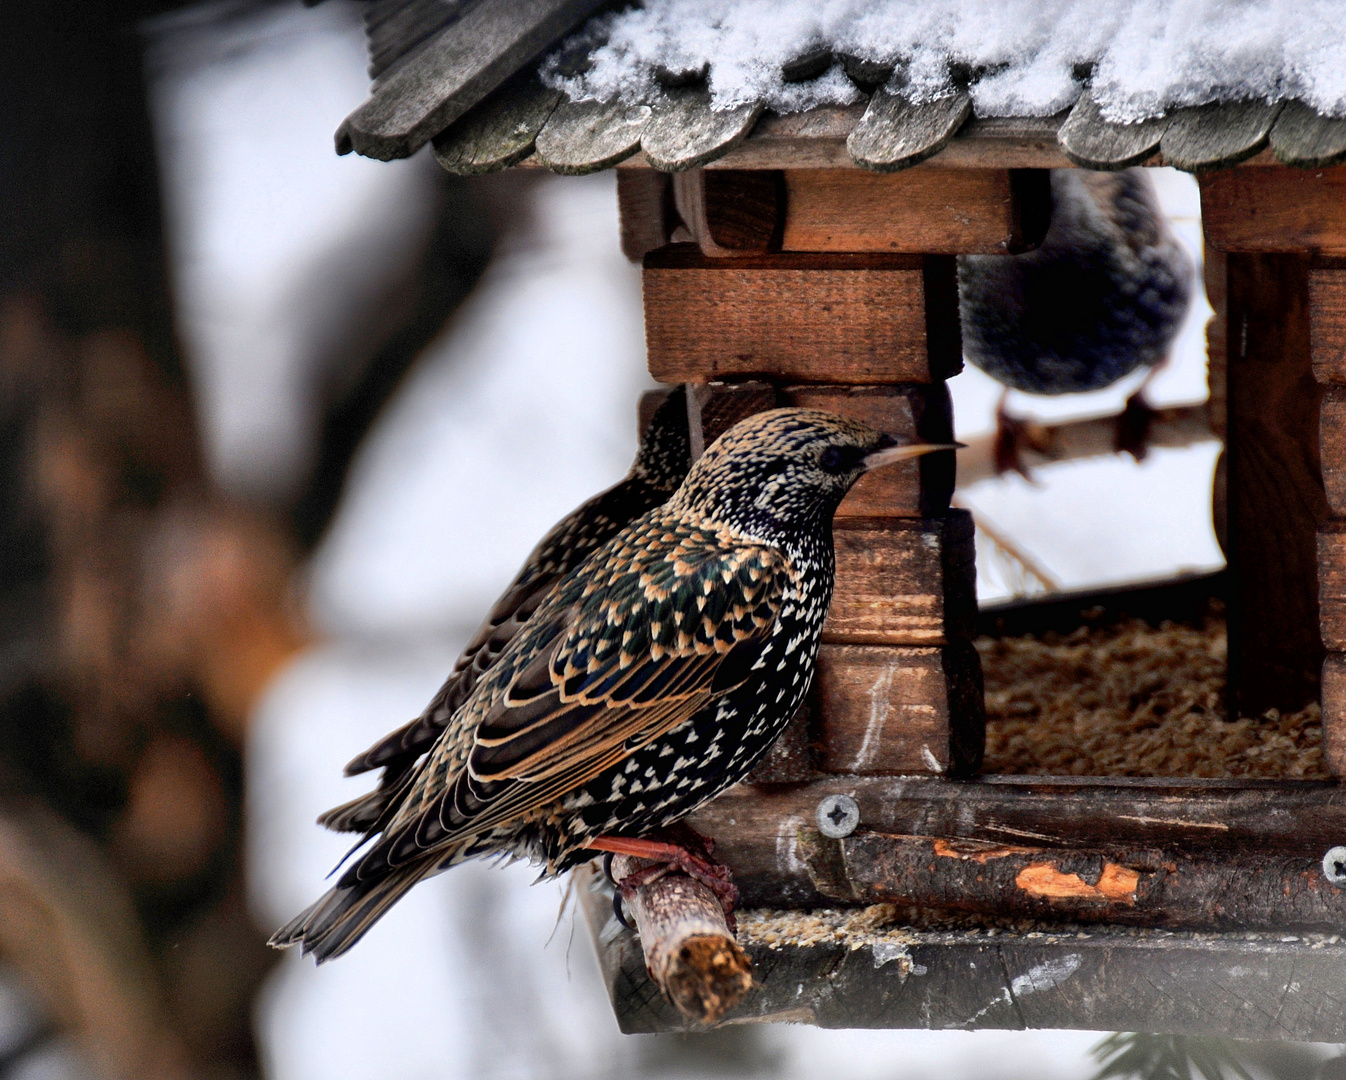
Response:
145,4,1223,1079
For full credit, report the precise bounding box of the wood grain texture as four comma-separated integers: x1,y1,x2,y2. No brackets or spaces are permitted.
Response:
1161,100,1283,173
617,170,674,262
813,642,984,777
1057,89,1166,169
1319,521,1346,650
779,168,1049,255
1271,100,1346,168
846,90,972,172
1321,391,1346,517
692,381,780,451
641,91,763,173
643,247,963,384
534,98,653,175
366,0,468,85
825,512,977,646
743,702,813,784
1201,167,1346,252
431,70,561,174
608,854,751,1025
336,0,604,160
1224,253,1328,716
672,170,784,256
782,384,955,517
1321,653,1346,777
1310,265,1346,384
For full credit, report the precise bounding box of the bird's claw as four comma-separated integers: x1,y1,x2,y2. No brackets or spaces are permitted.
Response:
1115,392,1156,461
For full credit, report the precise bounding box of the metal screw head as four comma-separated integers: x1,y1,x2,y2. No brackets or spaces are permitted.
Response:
817,793,860,839
1324,846,1346,886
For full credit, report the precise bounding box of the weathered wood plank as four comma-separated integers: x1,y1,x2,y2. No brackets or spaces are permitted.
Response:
641,91,763,173
779,168,1050,254
1310,263,1346,384
1321,392,1346,516
846,90,972,172
692,381,780,450
1224,253,1328,716
643,247,963,384
826,512,976,646
743,703,813,784
1201,167,1346,252
1161,100,1283,173
336,0,604,160
814,642,984,777
1271,100,1346,168
431,70,561,174
1057,89,1166,170
782,384,955,517
616,170,673,262
1319,521,1346,650
671,169,784,256
366,0,469,85
1320,653,1346,777
583,874,1346,1037
534,98,653,174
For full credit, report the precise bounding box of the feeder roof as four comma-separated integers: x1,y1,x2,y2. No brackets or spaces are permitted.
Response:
334,0,1346,175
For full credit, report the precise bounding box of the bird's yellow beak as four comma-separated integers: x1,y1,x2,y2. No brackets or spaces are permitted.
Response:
862,440,965,471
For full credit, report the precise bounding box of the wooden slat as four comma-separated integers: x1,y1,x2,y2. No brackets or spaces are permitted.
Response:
534,98,653,174
1321,653,1346,776
846,90,972,172
1161,100,1283,173
779,168,1050,254
336,0,604,160
1201,167,1346,251
616,170,673,262
642,247,963,384
742,703,813,784
583,871,1346,1037
814,642,984,777
366,0,469,85
640,91,762,173
1310,264,1346,383
1271,100,1346,168
431,70,561,174
1319,521,1346,650
1057,89,1166,169
782,384,955,517
671,169,785,256
1224,253,1328,716
693,380,779,450
825,512,976,646
1322,391,1346,516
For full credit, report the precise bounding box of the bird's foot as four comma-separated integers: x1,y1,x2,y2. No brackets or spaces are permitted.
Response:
993,408,1041,480
1115,392,1156,462
591,830,739,930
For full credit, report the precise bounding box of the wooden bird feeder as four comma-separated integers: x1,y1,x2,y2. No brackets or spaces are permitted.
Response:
336,0,1346,1039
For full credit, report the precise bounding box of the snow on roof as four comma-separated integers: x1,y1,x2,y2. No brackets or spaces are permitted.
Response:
544,0,1346,123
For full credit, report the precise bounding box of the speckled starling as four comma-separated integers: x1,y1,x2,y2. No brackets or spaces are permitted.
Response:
318,387,693,836
958,169,1192,470
271,409,954,961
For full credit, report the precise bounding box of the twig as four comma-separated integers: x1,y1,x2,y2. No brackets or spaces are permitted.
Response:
609,854,753,1024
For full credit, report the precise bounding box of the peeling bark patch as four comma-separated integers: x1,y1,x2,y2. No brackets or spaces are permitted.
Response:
932,838,1037,863
1016,862,1140,903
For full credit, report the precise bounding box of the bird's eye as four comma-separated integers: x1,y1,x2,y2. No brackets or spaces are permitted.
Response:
819,446,849,474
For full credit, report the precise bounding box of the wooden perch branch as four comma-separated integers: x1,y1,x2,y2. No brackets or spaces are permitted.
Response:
610,854,752,1024
957,403,1217,487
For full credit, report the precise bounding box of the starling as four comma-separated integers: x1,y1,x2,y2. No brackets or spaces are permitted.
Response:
958,168,1192,473
271,409,954,961
318,387,693,835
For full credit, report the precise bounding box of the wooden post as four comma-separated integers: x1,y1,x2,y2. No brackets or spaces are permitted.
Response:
608,854,752,1025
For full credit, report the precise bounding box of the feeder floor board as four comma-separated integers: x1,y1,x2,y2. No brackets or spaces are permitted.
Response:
578,867,1346,1038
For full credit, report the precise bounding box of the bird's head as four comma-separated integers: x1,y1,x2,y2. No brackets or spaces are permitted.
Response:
671,408,959,539
631,385,692,491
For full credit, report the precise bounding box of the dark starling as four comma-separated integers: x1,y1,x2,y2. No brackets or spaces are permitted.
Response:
957,168,1192,472
317,387,692,835
271,409,954,961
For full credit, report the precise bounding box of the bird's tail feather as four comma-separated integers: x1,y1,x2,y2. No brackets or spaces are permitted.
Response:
269,859,434,963
315,789,388,834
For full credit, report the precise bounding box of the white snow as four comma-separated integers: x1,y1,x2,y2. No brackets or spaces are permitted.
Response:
544,0,1346,123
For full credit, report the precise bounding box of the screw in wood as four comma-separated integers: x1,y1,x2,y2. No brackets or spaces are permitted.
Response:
816,793,860,838
1323,846,1346,885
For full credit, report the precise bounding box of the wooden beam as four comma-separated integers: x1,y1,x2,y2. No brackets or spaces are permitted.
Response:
336,0,604,160
671,170,785,256
1201,166,1346,252
686,776,1346,909
616,170,673,262
780,168,1050,254
825,512,977,646
813,642,984,777
1224,253,1328,716
643,247,963,384
1320,653,1346,776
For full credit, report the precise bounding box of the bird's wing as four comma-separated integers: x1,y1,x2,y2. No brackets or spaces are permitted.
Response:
342,526,791,885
